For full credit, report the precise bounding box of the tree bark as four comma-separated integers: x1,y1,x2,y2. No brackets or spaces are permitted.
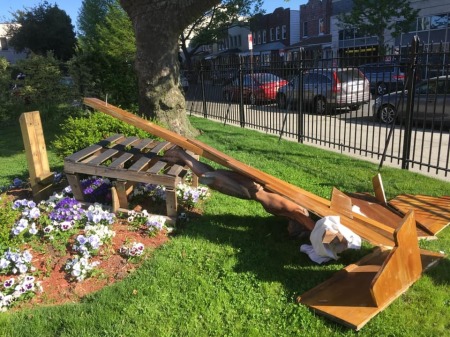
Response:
119,0,220,137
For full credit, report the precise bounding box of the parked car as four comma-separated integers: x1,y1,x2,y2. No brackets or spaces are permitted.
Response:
212,69,238,85
358,62,406,95
222,73,288,105
276,68,370,114
372,76,450,126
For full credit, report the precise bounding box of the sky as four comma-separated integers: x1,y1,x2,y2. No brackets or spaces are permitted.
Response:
0,0,307,32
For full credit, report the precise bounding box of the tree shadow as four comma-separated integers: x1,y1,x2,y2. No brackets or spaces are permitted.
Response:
182,211,375,296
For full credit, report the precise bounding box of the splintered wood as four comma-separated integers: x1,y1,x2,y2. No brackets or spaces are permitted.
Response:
82,97,447,330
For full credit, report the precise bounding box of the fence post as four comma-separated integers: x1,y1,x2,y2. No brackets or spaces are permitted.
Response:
401,36,420,170
238,56,246,127
200,63,208,118
297,48,305,143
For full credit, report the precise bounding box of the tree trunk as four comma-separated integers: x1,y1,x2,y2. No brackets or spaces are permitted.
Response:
119,0,220,137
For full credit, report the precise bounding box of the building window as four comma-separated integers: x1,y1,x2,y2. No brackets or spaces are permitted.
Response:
0,37,7,50
262,52,271,66
430,14,448,30
257,31,261,44
338,28,356,40
253,32,257,45
276,26,280,40
234,36,237,47
417,17,430,31
262,30,267,43
270,28,274,41
319,18,325,35
282,25,287,39
303,22,308,37
238,35,242,47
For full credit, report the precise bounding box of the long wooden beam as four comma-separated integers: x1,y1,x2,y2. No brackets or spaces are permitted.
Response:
83,97,395,246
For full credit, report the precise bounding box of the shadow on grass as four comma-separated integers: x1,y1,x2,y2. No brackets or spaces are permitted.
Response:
182,212,375,296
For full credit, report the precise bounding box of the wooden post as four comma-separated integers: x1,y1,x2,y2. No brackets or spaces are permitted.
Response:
19,111,54,201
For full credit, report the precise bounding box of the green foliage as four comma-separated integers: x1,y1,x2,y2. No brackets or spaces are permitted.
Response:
0,57,15,122
95,1,137,105
73,0,137,108
77,0,115,50
8,1,76,61
12,53,79,109
337,0,419,55
1,115,450,336
0,197,20,253
51,111,157,158
182,0,264,68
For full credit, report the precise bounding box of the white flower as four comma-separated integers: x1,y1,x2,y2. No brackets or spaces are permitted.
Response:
29,223,38,235
44,225,54,233
22,251,33,263
0,258,10,269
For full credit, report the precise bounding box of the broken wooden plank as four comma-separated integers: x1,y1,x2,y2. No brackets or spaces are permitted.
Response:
83,98,396,247
330,187,353,219
347,192,435,239
389,194,450,235
299,211,440,331
372,173,387,206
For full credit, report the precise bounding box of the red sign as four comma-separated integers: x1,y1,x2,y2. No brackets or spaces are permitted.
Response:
248,33,253,50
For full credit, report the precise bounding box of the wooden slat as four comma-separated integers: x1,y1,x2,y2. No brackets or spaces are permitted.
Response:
108,153,134,169
370,211,422,306
19,111,55,201
19,111,50,182
372,173,387,206
150,141,171,154
147,161,167,175
348,193,434,238
103,134,126,145
132,138,155,152
67,134,124,163
128,157,151,172
109,136,140,152
86,148,119,166
83,98,397,247
166,164,184,177
64,160,176,186
65,144,104,163
330,188,353,219
389,194,450,235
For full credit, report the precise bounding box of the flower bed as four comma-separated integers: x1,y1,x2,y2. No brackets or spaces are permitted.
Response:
0,176,209,311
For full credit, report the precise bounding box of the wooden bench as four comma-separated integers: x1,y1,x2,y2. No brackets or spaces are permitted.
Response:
64,134,197,222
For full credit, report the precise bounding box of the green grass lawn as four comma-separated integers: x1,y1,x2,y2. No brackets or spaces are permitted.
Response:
0,114,449,337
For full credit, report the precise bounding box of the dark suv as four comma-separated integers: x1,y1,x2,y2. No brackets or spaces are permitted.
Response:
358,63,405,95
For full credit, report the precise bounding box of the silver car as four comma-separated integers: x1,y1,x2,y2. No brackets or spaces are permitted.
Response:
276,68,370,114
372,76,450,126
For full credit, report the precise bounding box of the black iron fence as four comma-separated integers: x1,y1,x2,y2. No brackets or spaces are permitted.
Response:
185,38,450,179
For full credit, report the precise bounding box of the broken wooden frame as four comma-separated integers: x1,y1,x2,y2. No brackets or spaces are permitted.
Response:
19,111,55,201
64,134,199,224
83,98,395,247
82,97,445,330
299,210,443,330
